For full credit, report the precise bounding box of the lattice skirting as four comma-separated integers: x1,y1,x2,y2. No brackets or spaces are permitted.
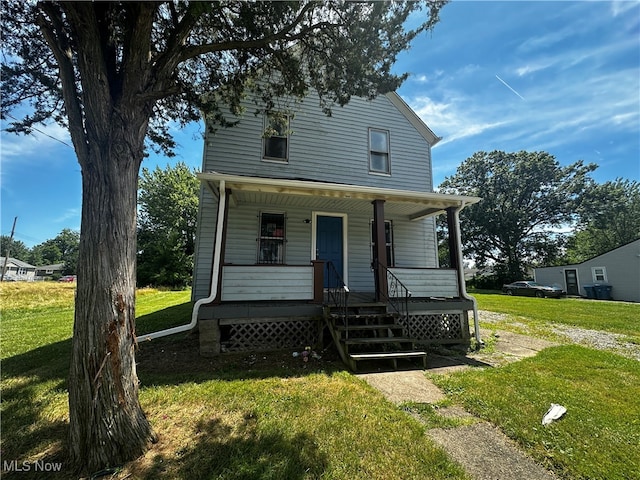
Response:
399,311,470,345
220,317,321,353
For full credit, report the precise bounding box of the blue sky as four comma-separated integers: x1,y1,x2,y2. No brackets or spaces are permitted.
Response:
2,1,639,249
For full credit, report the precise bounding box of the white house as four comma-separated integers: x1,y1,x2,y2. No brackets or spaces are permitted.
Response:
534,238,640,303
1,257,37,281
145,90,482,371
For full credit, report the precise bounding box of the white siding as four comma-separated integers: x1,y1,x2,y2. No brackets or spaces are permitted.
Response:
203,92,433,193
193,200,437,299
389,268,459,298
221,265,313,301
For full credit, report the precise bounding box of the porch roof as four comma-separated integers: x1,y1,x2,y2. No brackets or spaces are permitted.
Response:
198,172,481,220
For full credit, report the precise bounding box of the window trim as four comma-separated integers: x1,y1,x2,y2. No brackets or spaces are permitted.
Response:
370,219,395,267
262,114,290,163
368,128,391,175
257,211,286,264
591,266,607,283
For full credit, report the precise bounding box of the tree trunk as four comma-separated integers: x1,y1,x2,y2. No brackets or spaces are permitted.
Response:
68,121,155,473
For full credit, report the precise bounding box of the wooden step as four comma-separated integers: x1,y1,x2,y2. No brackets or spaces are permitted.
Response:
349,351,428,370
334,323,403,331
345,336,413,345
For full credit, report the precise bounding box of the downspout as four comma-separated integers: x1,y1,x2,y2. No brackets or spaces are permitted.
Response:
138,180,227,342
452,202,483,346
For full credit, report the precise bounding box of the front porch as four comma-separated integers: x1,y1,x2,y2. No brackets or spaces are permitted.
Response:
193,172,480,370
199,263,474,369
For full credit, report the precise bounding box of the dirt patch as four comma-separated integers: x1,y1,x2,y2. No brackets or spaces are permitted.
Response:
135,334,345,379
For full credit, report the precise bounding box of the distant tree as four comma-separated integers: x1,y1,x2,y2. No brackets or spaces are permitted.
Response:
564,178,640,262
0,235,30,261
439,151,596,283
137,163,199,287
1,1,446,471
28,229,80,274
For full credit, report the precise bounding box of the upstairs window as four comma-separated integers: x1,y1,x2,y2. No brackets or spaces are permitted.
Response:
257,212,286,264
369,128,390,174
263,114,289,162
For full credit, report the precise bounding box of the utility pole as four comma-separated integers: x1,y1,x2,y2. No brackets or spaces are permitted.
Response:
1,216,18,282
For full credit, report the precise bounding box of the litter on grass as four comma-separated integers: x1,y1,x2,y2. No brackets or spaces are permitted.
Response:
542,403,567,425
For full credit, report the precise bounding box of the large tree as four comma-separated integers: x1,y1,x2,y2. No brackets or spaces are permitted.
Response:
564,178,640,263
137,162,199,288
439,150,596,281
1,0,446,473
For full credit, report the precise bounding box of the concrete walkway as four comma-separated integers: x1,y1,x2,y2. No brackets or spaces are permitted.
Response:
357,329,559,480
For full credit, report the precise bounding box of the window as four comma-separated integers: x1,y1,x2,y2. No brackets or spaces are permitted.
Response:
369,128,390,174
257,212,286,264
592,267,607,282
263,114,289,162
370,220,394,266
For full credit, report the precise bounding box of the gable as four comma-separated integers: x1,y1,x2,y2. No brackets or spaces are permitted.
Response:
202,90,440,193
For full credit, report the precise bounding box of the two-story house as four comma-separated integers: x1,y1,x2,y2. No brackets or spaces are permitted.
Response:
142,90,481,371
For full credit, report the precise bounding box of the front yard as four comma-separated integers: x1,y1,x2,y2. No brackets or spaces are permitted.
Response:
1,284,638,479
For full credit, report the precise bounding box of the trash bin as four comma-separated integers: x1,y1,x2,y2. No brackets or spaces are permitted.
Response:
593,284,612,300
583,284,596,299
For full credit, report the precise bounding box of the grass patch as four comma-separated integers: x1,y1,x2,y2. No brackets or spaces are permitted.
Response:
1,283,467,480
433,345,640,480
475,293,640,338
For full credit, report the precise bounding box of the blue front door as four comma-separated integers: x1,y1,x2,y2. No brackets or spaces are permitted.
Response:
316,215,344,288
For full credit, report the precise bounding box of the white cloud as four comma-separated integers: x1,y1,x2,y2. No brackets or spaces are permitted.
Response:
1,122,73,163
408,95,506,147
53,208,80,224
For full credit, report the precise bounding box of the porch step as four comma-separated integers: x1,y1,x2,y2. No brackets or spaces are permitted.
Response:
345,336,413,345
349,351,428,370
334,323,403,331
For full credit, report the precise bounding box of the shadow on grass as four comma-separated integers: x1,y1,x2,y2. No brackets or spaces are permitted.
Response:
134,417,328,479
136,302,194,336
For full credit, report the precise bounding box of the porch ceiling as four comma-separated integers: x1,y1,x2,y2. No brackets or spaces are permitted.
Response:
198,172,481,220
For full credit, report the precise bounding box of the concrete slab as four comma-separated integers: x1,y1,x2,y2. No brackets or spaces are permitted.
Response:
428,422,558,480
357,370,445,403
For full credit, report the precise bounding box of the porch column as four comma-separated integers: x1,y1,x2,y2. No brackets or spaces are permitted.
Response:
372,199,388,302
311,259,325,303
446,206,460,270
212,188,232,303
446,206,466,295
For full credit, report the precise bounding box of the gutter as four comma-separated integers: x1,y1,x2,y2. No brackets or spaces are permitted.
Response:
452,202,483,347
137,180,227,342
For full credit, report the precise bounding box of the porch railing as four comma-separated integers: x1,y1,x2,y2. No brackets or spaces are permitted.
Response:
374,260,412,338
326,261,350,336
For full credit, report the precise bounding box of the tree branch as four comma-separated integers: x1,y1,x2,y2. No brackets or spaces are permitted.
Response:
36,3,89,163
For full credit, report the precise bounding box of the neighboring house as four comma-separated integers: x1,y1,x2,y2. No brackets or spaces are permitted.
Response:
534,238,640,303
0,257,37,281
35,263,65,279
157,90,481,370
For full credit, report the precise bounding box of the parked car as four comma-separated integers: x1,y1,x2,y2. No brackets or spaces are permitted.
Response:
58,275,77,282
502,281,564,298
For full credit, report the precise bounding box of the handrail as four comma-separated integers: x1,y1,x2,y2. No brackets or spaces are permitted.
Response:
326,261,349,338
373,260,412,338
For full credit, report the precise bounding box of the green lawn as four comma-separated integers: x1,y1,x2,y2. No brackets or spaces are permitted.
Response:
2,283,638,479
1,283,466,480
474,293,639,338
428,292,640,480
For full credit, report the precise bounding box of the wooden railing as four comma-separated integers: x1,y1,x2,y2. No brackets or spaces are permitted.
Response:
326,261,349,336
374,260,412,338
